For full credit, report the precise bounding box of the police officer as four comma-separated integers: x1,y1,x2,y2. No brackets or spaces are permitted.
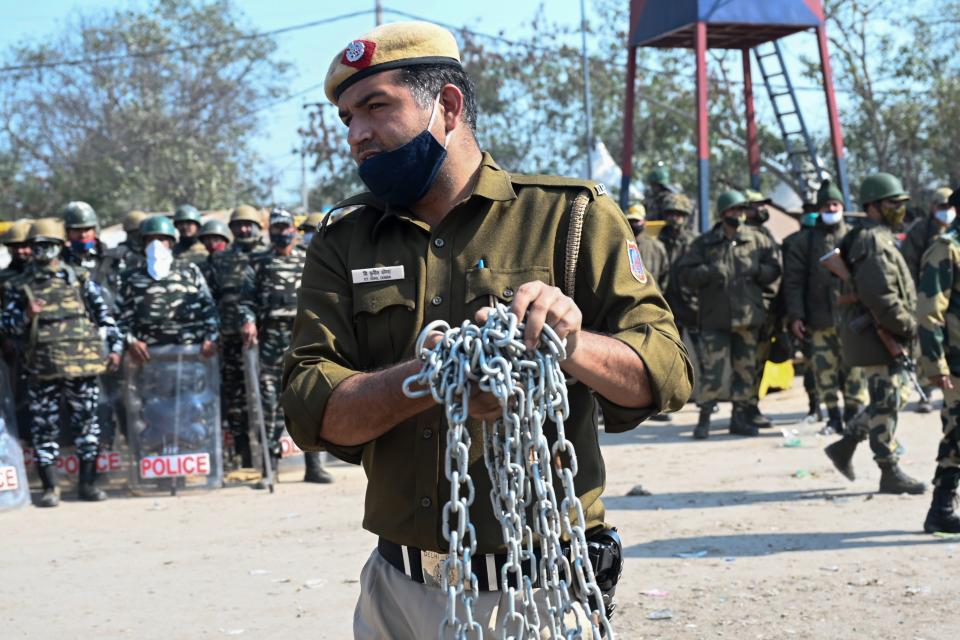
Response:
1,218,122,507
112,210,149,274
917,188,960,533
239,208,332,484
297,212,325,246
677,190,782,438
61,202,123,306
281,21,692,637
197,219,232,283
625,204,668,287
172,204,208,265
824,173,926,494
783,180,868,434
1,221,33,436
206,205,267,467
901,187,954,413
117,215,218,362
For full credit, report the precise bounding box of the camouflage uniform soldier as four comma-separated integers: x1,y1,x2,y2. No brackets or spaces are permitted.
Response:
1,221,33,437
677,190,782,438
658,194,701,395
172,204,208,266
239,209,332,484
117,215,219,361
784,180,868,434
1,218,123,507
783,210,823,421
625,204,668,287
197,219,232,284
61,202,123,308
205,205,267,465
111,210,149,275
917,188,960,533
901,187,954,413
824,173,926,494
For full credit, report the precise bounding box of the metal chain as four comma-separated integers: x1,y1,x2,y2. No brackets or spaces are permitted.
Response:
403,304,614,639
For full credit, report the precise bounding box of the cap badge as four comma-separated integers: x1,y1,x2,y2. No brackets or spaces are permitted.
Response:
342,40,376,69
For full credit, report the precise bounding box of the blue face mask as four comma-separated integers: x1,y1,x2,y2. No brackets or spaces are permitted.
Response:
70,240,96,253
270,232,295,248
357,95,449,207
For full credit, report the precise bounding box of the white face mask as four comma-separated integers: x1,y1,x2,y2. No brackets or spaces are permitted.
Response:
820,212,843,225
934,207,957,226
146,239,173,280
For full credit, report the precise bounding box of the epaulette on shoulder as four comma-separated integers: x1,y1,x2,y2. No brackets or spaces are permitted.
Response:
509,173,609,199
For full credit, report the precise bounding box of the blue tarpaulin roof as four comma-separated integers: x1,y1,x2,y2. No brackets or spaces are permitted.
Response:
630,0,824,49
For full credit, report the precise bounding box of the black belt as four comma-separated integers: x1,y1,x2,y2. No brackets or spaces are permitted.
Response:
377,537,557,591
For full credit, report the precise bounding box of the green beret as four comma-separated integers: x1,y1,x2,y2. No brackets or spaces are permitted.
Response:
816,179,844,207
324,21,462,105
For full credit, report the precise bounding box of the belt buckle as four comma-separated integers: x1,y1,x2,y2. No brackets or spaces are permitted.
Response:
420,549,454,588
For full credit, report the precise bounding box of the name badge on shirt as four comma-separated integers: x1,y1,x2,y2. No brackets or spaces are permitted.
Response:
351,265,405,284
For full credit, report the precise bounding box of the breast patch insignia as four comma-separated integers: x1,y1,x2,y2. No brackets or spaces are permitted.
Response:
626,240,647,284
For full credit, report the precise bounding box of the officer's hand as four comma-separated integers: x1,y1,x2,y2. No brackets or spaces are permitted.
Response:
240,321,258,347
127,340,150,364
200,340,217,359
26,298,46,319
790,319,806,339
930,374,954,391
104,352,122,372
510,281,582,355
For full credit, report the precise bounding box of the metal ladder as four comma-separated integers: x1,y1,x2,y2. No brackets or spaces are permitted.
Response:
753,41,826,201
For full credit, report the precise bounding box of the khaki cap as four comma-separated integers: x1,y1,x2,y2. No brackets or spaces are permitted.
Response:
123,210,149,232
324,21,462,105
626,204,646,222
2,219,32,244
933,187,953,206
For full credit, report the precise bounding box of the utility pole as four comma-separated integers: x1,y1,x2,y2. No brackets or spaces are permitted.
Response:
300,143,308,212
579,0,593,180
375,0,382,26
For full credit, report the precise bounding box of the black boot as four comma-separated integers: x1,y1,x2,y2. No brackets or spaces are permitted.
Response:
878,462,926,495
924,468,960,533
37,464,60,508
78,459,108,502
729,403,759,437
746,403,773,429
304,452,333,484
693,405,712,440
822,406,844,436
808,393,822,421
824,436,859,481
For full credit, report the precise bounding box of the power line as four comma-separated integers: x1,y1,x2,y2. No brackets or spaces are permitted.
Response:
0,9,375,74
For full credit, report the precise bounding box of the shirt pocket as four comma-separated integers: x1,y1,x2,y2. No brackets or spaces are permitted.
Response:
464,267,552,320
352,279,417,369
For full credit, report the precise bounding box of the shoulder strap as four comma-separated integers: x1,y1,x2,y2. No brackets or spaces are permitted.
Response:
563,191,590,298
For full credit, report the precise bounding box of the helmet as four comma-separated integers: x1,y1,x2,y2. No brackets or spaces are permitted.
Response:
198,219,232,241
174,204,202,224
62,201,98,230
646,162,669,186
230,204,263,228
268,207,295,227
744,189,771,205
717,190,748,215
139,215,178,241
816,180,844,207
859,172,909,207
625,204,646,223
662,193,693,215
932,187,953,207
123,210,149,232
298,212,325,231
2,219,32,245
28,218,66,244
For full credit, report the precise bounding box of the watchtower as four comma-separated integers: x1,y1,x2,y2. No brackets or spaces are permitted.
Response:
620,0,850,231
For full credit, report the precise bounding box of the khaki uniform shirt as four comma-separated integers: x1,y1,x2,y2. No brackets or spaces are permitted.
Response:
281,153,692,553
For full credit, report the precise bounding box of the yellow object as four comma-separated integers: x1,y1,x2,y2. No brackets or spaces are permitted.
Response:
643,220,665,238
759,360,794,399
325,21,462,104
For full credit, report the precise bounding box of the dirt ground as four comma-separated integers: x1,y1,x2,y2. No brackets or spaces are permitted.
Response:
2,380,958,639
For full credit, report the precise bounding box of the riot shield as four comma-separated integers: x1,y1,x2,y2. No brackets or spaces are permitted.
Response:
0,360,28,511
242,344,274,492
124,344,222,495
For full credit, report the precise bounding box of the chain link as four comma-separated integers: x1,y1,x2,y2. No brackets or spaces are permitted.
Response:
403,304,614,639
